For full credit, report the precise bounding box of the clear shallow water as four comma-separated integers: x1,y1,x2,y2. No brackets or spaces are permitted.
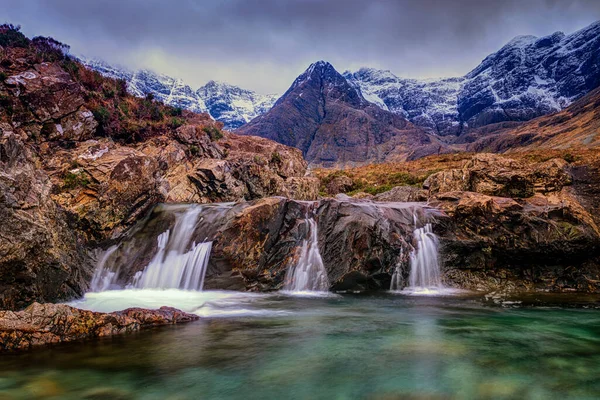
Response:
2,291,600,399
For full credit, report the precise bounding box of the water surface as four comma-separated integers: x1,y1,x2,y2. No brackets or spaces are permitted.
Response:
1,291,600,399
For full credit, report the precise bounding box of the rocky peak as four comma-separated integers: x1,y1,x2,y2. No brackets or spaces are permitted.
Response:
237,61,441,166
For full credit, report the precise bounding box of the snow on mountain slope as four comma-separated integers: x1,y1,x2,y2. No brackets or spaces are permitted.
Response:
80,58,278,130
345,20,600,136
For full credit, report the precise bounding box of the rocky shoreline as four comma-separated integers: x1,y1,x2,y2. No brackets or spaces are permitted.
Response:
0,302,198,352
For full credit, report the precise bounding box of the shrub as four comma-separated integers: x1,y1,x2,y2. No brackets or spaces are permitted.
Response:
0,24,29,48
0,94,13,115
0,71,6,81
202,125,223,141
31,36,69,61
63,170,90,190
92,106,111,126
103,88,115,99
169,117,185,129
169,106,183,116
271,151,282,164
563,153,576,163
189,145,200,156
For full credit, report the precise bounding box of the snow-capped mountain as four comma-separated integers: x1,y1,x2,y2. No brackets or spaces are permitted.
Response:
81,58,279,130
345,20,600,136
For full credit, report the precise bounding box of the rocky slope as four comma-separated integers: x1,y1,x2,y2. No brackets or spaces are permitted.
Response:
0,25,317,309
82,58,278,130
236,61,448,166
346,21,600,137
465,86,600,153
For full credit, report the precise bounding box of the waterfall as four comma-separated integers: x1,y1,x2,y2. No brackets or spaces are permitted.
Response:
283,217,329,292
90,205,213,292
390,250,403,291
90,245,120,292
407,223,442,290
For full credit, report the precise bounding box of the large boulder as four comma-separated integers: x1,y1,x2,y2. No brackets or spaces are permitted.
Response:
433,190,600,292
424,153,572,198
0,302,198,351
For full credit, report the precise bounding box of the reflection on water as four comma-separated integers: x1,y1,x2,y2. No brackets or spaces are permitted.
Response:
1,291,600,399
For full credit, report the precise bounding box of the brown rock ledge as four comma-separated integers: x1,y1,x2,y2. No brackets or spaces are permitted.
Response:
0,302,198,352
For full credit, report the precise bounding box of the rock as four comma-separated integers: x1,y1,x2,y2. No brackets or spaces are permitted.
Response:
424,153,572,198
374,186,427,202
432,190,600,292
325,175,354,195
0,302,198,352
0,133,92,310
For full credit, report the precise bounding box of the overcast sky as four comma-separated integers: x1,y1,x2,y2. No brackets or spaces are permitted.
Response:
4,0,600,93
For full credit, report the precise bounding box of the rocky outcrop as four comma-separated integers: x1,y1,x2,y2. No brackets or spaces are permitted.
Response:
0,133,91,310
43,130,317,241
99,197,442,293
423,153,572,198
0,302,198,351
420,153,600,292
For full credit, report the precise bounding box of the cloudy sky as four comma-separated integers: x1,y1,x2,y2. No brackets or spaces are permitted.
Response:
4,0,600,93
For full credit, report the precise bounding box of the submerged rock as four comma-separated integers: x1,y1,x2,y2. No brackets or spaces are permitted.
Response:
0,302,198,352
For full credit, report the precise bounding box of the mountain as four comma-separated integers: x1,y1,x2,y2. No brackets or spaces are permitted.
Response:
81,58,278,130
466,85,600,153
345,20,600,136
235,61,444,166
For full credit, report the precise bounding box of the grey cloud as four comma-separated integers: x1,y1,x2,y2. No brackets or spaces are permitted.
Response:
3,0,600,93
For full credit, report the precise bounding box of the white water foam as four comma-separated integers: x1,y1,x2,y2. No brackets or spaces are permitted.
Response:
69,289,289,318
282,217,330,294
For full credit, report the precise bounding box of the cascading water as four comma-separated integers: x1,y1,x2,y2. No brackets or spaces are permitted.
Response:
283,217,329,293
406,223,443,292
91,205,213,292
90,245,120,292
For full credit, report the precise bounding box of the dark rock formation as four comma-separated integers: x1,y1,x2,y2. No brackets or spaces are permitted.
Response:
422,153,600,292
0,132,91,310
237,61,444,166
0,302,198,352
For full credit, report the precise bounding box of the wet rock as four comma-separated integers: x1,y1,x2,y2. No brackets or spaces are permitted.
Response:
433,190,600,292
0,302,198,352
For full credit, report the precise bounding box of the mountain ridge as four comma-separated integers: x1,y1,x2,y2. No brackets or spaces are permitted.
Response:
81,58,279,130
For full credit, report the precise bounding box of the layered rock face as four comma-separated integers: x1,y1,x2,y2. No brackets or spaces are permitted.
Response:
424,154,600,292
236,61,444,167
94,197,441,293
0,133,91,310
0,302,198,351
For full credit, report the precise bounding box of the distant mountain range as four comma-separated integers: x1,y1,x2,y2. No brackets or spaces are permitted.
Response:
84,20,600,165
81,58,278,130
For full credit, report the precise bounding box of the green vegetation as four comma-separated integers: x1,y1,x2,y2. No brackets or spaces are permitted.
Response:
189,145,200,156
63,170,90,190
0,24,29,48
271,151,282,164
169,117,185,129
202,125,223,141
0,72,7,81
